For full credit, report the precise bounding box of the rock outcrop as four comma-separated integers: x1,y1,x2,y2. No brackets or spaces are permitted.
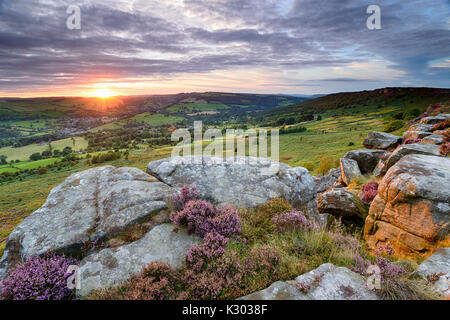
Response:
363,131,402,150
339,158,361,185
239,263,379,300
343,149,386,174
77,224,201,297
364,155,450,255
417,248,450,297
147,156,317,214
422,134,445,145
0,166,173,279
420,116,448,125
378,143,442,174
318,188,367,219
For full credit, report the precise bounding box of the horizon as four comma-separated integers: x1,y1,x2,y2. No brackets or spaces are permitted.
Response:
0,0,449,98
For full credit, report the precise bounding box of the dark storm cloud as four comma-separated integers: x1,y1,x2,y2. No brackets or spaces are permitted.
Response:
0,0,448,93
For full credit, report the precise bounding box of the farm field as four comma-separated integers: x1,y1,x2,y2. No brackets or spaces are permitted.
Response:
0,137,88,161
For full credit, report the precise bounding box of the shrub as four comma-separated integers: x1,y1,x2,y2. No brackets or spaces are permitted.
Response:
29,152,43,161
302,161,315,172
1,254,78,300
171,186,199,211
171,200,241,239
186,232,229,272
317,155,337,176
272,210,318,233
37,167,48,175
383,120,404,133
403,138,422,145
439,142,449,156
360,181,379,205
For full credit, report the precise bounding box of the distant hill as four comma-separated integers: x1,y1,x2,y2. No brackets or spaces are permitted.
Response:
0,92,307,122
256,87,450,124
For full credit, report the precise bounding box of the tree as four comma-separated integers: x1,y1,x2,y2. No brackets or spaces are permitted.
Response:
62,146,73,156
0,155,7,165
30,153,43,161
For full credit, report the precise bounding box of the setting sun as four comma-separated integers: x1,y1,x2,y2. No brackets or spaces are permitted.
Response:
91,89,117,98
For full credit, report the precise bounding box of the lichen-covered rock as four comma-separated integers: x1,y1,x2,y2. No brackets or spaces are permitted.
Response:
239,264,379,300
403,130,433,141
344,149,386,174
372,151,392,177
314,168,340,193
0,166,173,279
147,156,317,213
379,144,442,174
364,155,450,255
363,132,402,150
417,248,450,297
422,134,445,145
318,188,367,219
339,158,361,185
420,116,448,125
77,224,201,297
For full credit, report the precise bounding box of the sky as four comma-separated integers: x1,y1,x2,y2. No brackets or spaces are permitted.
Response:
0,0,449,97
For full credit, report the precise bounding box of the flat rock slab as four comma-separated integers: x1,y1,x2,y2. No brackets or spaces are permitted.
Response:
420,116,448,125
0,166,173,279
417,248,450,297
363,131,402,150
239,264,379,300
422,134,445,145
147,156,317,212
383,143,442,172
78,224,202,297
365,155,450,254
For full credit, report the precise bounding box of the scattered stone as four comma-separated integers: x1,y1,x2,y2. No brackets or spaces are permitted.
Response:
344,149,386,174
147,156,317,214
363,132,402,150
422,134,445,145
339,158,361,185
420,116,448,125
318,188,367,219
417,248,450,297
364,155,450,255
0,166,173,279
314,168,340,193
77,224,202,297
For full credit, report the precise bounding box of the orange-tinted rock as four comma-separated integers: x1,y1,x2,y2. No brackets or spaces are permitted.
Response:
364,154,450,255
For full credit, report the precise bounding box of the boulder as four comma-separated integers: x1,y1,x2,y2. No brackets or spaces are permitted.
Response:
314,168,341,193
372,151,392,177
380,144,442,174
147,156,317,214
339,158,361,185
403,130,432,141
422,134,445,145
239,264,379,300
363,131,402,150
0,166,173,279
420,116,448,125
417,248,450,297
409,123,434,133
318,188,367,219
77,224,201,297
344,149,386,174
364,155,450,255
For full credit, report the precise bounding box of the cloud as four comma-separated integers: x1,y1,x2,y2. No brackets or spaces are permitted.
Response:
0,0,448,95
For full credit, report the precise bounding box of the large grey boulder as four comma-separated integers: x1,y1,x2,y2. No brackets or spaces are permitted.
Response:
318,188,367,219
314,168,341,193
365,155,450,255
344,149,386,174
363,132,402,150
417,248,450,297
339,158,361,185
147,156,317,213
239,264,379,300
0,166,173,279
77,224,201,297
380,143,442,174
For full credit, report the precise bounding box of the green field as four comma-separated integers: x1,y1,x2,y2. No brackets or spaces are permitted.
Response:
0,137,88,161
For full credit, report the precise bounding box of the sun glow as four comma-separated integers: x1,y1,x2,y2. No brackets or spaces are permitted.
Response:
90,89,117,98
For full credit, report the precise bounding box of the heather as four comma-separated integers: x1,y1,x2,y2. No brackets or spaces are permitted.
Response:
439,142,449,156
1,254,78,300
403,138,422,145
360,181,379,205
